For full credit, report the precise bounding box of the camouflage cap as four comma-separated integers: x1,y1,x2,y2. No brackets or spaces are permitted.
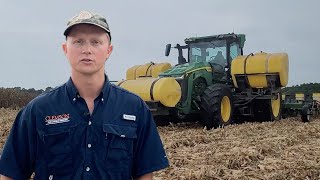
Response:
64,11,111,41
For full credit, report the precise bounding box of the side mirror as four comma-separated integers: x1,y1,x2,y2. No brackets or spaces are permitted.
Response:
165,44,171,56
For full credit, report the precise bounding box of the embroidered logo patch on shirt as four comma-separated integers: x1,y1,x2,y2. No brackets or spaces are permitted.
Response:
122,114,136,121
45,113,70,125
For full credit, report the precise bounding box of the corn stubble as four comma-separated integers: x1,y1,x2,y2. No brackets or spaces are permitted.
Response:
1,108,320,179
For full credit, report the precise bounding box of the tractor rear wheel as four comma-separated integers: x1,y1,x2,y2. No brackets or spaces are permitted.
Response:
201,84,234,129
253,92,282,121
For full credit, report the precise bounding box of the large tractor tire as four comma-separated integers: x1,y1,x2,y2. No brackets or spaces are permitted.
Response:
201,84,234,129
301,105,311,122
253,92,282,121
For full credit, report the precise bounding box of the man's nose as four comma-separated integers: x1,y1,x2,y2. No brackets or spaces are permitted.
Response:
82,43,92,54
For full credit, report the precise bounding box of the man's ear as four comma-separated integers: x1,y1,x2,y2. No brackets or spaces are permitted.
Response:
62,43,67,56
105,45,113,62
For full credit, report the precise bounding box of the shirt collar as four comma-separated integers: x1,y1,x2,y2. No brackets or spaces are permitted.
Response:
66,74,111,103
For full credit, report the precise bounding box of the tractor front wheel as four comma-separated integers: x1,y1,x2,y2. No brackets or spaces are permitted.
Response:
201,84,234,129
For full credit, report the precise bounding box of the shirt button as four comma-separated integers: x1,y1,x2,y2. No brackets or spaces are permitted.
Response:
88,144,92,148
86,167,90,172
72,98,76,102
88,121,92,125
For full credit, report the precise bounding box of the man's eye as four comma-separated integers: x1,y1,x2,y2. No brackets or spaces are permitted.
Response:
92,40,100,45
74,40,82,44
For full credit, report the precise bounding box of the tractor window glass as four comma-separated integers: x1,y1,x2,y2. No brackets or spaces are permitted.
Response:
189,40,227,64
206,40,227,70
205,47,227,62
190,47,202,62
230,42,240,60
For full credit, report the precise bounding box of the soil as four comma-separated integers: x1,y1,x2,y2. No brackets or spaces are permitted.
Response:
1,108,320,179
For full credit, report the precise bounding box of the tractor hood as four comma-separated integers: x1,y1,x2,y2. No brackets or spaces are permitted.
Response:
159,61,210,77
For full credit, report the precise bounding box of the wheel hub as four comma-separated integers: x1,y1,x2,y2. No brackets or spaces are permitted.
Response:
221,96,231,122
271,94,281,117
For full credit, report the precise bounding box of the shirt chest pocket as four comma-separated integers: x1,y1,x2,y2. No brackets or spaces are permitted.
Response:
103,124,137,170
42,126,73,176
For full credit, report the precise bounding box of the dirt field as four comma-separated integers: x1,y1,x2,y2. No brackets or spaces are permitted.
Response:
1,108,320,179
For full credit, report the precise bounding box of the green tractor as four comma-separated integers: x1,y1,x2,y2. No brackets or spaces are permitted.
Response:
118,33,289,129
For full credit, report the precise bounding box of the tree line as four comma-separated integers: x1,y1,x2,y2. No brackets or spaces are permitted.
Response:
0,87,53,108
0,83,320,108
282,83,320,94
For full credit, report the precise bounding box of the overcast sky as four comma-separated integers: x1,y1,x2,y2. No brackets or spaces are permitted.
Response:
0,1,319,89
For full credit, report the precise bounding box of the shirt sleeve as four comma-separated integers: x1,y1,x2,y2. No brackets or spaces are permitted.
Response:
0,107,36,179
132,101,169,177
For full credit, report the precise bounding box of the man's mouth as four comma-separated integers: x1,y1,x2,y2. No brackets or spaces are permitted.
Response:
81,58,93,62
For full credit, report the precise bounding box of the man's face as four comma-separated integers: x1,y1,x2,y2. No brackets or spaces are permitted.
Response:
62,24,113,76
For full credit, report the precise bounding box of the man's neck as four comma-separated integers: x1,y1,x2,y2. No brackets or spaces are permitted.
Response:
71,72,105,100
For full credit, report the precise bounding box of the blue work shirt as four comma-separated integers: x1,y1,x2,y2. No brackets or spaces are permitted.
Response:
0,76,169,180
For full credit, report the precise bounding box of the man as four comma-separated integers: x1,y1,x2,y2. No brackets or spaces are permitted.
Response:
0,11,169,180
209,51,226,74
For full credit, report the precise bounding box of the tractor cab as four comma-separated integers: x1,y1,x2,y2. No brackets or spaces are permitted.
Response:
165,33,246,82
